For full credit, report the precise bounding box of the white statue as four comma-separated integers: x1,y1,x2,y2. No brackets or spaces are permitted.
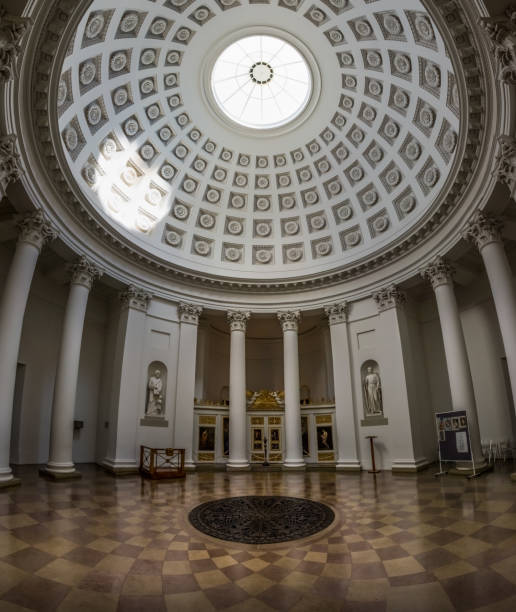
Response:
146,369,163,416
363,366,382,416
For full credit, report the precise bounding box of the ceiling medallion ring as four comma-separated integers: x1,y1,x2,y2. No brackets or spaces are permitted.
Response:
201,26,322,138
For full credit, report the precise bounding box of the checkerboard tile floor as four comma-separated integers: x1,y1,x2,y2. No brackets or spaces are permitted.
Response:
1,465,516,611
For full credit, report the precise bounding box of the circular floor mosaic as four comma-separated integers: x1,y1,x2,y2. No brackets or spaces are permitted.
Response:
188,496,335,544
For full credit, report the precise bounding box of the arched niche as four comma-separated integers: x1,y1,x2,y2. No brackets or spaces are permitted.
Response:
360,360,388,426
145,361,167,419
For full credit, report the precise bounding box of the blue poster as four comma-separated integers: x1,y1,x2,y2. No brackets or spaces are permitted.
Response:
435,410,472,462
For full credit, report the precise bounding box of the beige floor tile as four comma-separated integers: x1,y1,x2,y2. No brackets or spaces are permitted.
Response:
0,562,27,596
491,514,516,531
0,534,29,559
33,537,77,557
212,555,237,569
400,538,438,555
165,591,215,612
383,557,425,578
351,549,381,564
470,594,516,612
86,538,119,553
188,549,209,561
125,536,151,547
477,501,514,513
280,571,318,591
36,558,91,586
95,554,135,575
242,558,270,572
491,554,516,584
122,574,162,596
370,537,396,549
407,524,441,537
304,551,327,563
163,560,191,575
386,582,454,612
272,556,300,570
56,588,117,612
346,579,390,602
444,536,492,559
447,520,485,536
0,515,37,530
433,560,477,581
236,573,274,596
138,547,166,561
225,598,275,612
194,569,230,590
168,541,189,551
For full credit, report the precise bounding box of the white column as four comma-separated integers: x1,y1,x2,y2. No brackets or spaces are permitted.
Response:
227,311,250,470
464,213,516,411
174,303,202,469
0,211,56,487
278,311,304,469
101,286,151,475
324,303,360,471
422,258,485,466
41,258,102,479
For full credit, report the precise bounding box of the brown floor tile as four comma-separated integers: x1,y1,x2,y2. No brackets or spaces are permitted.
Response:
163,574,200,594
415,548,460,570
258,584,303,610
3,547,56,573
204,583,250,609
3,575,70,612
442,568,516,611
118,595,166,612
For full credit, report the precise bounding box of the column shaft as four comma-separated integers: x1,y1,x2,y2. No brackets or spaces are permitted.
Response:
44,283,90,476
0,240,40,484
433,282,484,464
279,311,304,468
228,325,248,468
479,242,516,409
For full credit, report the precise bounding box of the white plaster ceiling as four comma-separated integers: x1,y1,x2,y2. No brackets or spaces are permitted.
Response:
56,0,460,282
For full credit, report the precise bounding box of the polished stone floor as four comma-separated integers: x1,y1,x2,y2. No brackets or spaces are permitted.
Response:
0,465,516,612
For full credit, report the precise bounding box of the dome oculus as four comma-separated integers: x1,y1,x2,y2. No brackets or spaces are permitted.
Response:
211,35,312,130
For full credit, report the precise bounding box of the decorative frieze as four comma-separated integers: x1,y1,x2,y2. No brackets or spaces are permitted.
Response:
178,302,202,324
0,135,21,200
372,285,406,312
277,310,301,332
227,310,250,333
17,210,57,250
0,8,31,82
463,212,503,252
69,256,103,290
495,135,516,196
324,302,349,325
120,285,152,312
421,256,455,289
480,6,516,84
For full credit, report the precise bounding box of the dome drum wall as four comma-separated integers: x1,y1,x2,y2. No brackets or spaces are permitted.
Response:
7,0,506,307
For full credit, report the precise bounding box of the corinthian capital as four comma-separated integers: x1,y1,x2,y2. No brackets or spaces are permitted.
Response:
178,302,202,324
70,257,103,290
277,310,301,332
463,212,503,251
0,135,21,200
324,302,349,325
227,310,250,333
120,285,152,313
421,257,455,290
0,9,31,82
495,135,516,195
372,285,406,313
480,6,516,84
17,210,57,250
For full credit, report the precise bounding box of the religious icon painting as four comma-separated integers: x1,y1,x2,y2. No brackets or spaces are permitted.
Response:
222,416,229,457
252,428,263,450
198,426,215,452
317,425,333,451
269,428,280,451
301,416,310,456
444,418,452,431
459,416,467,428
451,417,460,431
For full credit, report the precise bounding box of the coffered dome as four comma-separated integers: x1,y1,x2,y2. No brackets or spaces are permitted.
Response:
54,0,461,283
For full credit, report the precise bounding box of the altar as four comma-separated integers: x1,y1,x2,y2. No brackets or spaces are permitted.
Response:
194,390,336,466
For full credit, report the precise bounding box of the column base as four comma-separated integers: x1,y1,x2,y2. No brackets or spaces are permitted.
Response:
226,462,251,472
0,476,21,489
282,463,306,471
391,458,429,473
99,459,139,476
39,467,82,481
448,463,493,478
336,461,361,472
184,462,196,472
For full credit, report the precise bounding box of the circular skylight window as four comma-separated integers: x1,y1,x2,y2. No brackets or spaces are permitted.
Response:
211,35,312,130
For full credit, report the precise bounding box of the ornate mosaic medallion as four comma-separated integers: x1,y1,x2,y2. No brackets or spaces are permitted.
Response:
188,495,335,544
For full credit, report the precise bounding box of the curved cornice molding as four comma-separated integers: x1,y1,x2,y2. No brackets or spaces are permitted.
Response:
2,0,509,310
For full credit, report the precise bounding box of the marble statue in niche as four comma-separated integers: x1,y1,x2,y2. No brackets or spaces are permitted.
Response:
145,361,167,417
362,361,383,417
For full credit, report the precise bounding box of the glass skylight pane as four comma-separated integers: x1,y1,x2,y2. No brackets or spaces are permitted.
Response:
211,35,312,129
